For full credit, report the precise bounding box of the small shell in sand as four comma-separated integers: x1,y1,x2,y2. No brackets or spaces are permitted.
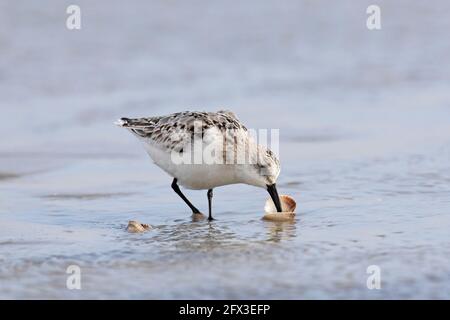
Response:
263,195,297,221
126,220,152,233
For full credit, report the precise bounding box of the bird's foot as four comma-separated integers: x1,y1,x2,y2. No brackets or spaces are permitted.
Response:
191,212,206,222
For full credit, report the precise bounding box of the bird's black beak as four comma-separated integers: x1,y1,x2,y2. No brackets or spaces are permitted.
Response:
267,183,282,212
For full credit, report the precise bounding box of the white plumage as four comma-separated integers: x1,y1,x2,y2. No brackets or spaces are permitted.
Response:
116,110,282,219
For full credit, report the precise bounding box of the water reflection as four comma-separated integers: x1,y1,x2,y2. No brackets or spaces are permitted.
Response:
263,219,297,243
147,219,240,250
123,213,300,250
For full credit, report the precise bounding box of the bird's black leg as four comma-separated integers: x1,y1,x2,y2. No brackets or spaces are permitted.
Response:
171,178,201,214
207,189,214,221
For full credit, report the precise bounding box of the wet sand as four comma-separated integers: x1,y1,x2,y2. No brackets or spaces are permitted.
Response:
1,1,450,299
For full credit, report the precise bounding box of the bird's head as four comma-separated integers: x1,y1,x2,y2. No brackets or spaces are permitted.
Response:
255,148,281,186
237,146,283,212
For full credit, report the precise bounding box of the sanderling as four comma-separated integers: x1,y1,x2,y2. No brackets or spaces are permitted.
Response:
116,110,282,220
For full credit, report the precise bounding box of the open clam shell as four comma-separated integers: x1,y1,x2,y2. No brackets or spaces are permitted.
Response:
126,220,152,233
263,195,297,221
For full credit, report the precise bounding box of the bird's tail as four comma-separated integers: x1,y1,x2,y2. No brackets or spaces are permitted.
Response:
114,117,159,128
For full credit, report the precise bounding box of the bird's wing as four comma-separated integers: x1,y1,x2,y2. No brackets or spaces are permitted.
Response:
118,111,247,153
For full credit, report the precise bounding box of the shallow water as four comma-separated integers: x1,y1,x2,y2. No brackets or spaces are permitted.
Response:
1,0,450,299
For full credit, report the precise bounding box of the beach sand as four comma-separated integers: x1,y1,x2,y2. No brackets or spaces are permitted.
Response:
1,0,450,299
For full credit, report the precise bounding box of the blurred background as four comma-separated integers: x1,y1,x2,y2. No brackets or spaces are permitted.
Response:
1,0,450,299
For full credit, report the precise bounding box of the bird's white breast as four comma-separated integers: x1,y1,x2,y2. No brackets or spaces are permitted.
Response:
140,128,241,190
